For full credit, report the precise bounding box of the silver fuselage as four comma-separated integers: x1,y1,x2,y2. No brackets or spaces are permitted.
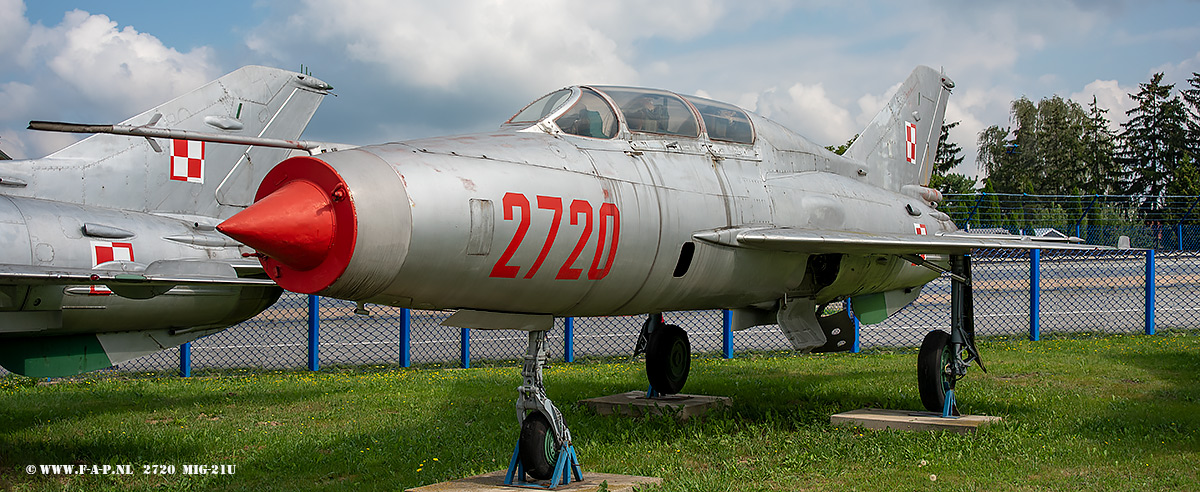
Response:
310,113,948,316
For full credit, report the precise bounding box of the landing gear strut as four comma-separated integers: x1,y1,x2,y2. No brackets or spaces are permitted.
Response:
917,253,986,417
505,330,582,487
634,313,690,396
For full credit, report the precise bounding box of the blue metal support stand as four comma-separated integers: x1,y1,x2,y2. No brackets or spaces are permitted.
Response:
721,310,733,359
504,440,583,488
941,387,958,419
179,342,191,377
1030,249,1041,341
307,294,319,371
1145,250,1156,335
460,328,471,369
849,299,862,353
646,384,660,398
563,318,575,363
399,308,411,368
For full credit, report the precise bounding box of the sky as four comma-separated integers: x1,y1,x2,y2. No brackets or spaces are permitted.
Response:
2,0,1199,183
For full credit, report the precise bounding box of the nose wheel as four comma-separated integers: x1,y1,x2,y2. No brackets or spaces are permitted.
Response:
505,330,583,487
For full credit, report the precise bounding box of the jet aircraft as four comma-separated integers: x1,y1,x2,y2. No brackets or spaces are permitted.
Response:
217,66,1100,484
0,66,339,378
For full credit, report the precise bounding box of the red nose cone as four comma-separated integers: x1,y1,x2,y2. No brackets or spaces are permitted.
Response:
217,180,333,271
217,156,357,294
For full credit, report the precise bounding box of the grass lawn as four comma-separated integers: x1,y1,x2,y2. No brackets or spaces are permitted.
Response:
1,331,1198,491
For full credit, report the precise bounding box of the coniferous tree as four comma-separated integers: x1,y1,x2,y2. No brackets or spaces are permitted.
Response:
1183,72,1200,157
1118,73,1191,216
1081,96,1120,195
928,121,975,194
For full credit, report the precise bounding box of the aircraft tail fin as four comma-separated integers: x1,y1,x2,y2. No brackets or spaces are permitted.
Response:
17,65,332,218
843,66,953,191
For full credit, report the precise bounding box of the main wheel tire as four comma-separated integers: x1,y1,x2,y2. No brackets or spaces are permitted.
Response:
646,324,690,394
917,330,952,412
518,412,558,480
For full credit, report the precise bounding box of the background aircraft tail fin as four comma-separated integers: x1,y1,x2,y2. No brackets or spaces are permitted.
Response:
17,65,331,218
843,66,953,191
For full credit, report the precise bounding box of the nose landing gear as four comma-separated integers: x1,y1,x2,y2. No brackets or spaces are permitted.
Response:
916,253,985,418
505,330,583,487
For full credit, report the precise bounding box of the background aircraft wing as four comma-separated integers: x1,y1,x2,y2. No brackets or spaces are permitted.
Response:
694,227,1114,255
0,261,274,296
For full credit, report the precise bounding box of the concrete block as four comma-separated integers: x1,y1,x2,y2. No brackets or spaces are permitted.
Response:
579,391,731,420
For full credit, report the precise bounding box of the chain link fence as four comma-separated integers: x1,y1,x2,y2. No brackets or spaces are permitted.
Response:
3,248,1198,378
941,193,1200,250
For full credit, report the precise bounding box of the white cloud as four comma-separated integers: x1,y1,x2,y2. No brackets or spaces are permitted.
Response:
244,0,797,96
752,82,855,146
1070,79,1136,131
37,10,217,116
1152,50,1200,87
0,0,29,57
0,6,217,158
248,0,642,92
855,82,901,127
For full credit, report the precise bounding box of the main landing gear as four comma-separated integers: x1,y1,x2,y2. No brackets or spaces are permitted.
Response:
916,254,987,417
635,313,691,396
505,330,583,487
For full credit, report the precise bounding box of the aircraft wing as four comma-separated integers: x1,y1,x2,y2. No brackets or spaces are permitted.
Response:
0,265,274,286
0,261,274,289
693,227,1113,254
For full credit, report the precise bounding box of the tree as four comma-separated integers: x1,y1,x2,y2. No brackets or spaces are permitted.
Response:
1182,72,1200,159
977,95,1117,195
1080,97,1121,195
928,121,976,194
1118,72,1191,215
825,134,857,155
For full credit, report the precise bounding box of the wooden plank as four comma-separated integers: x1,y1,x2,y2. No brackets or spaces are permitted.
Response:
830,407,1002,434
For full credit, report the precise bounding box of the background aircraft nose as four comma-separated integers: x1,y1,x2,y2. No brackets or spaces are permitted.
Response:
217,180,334,270
217,156,358,294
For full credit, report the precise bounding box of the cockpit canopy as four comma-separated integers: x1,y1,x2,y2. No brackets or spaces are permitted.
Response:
505,86,754,145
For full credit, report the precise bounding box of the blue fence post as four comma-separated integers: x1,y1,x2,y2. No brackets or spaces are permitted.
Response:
1030,249,1041,341
564,317,575,363
400,308,411,368
179,342,191,377
1146,250,1156,335
307,295,320,371
460,328,471,369
721,310,733,359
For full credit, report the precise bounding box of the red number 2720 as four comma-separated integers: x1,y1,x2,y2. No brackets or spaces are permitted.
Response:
489,192,620,280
